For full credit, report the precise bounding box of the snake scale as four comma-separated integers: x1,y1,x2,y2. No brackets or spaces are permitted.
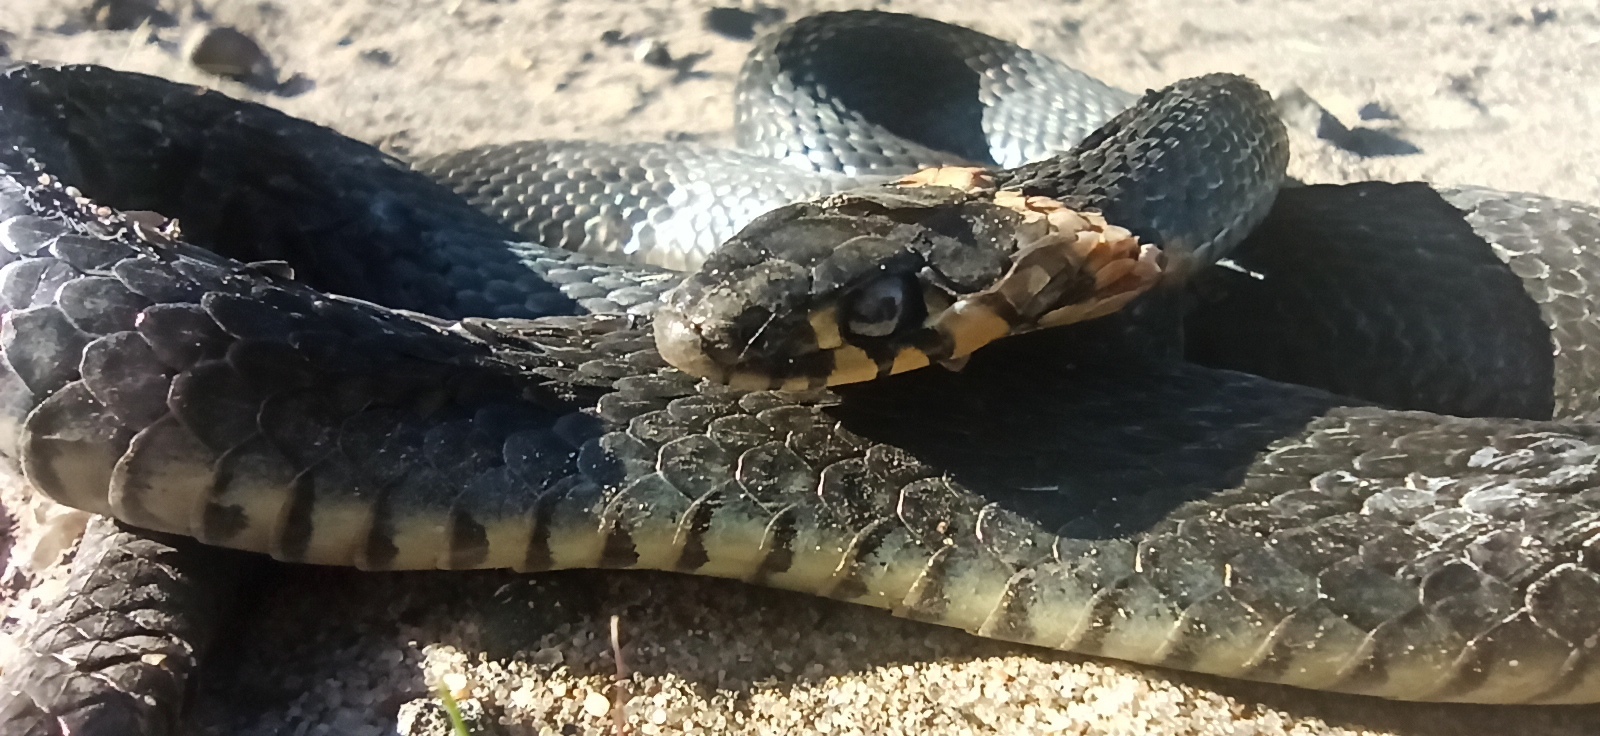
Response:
5,9,1600,734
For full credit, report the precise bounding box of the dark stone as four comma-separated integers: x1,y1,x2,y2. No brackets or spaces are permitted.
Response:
185,25,278,90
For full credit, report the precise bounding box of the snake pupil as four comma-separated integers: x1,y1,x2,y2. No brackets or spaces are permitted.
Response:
844,275,918,338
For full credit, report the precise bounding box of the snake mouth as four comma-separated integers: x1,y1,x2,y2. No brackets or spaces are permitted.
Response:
656,169,1166,389
653,300,949,391
653,309,846,391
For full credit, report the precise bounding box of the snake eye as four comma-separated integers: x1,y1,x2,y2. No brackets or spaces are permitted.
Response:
843,275,921,338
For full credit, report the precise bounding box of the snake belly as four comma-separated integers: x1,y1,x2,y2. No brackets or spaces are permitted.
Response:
3,10,1600,724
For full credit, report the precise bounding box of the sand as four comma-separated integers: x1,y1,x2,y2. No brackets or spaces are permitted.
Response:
3,0,1600,734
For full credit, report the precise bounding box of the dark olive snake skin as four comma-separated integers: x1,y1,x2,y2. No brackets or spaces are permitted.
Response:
6,10,1600,735
0,515,255,736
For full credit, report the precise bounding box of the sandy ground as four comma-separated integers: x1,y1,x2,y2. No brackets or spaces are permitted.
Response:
4,0,1600,734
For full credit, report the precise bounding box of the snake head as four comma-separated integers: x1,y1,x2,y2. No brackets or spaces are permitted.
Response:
654,170,1164,389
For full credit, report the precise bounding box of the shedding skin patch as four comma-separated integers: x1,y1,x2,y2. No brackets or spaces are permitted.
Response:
974,191,1163,329
896,166,998,191
656,166,1164,387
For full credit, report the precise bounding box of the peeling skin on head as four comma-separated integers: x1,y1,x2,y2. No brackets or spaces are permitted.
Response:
895,166,998,192
654,170,1166,388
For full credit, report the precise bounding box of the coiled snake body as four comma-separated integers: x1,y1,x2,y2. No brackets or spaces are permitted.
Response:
5,10,1600,734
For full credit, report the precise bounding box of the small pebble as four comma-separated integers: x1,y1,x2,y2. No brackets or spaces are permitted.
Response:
1274,85,1351,144
633,39,672,67
441,672,470,699
184,24,276,87
703,7,760,40
703,5,786,39
582,690,611,718
358,48,395,66
530,647,564,666
1275,85,1419,157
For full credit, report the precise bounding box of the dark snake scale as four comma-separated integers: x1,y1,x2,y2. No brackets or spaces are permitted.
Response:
6,10,1600,734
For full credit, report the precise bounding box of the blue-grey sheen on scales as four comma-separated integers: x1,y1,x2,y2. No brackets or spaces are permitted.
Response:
3,10,1600,734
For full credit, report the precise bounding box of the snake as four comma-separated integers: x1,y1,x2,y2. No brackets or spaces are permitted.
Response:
4,9,1600,734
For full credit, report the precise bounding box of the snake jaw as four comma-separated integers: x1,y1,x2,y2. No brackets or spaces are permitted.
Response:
654,315,839,391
